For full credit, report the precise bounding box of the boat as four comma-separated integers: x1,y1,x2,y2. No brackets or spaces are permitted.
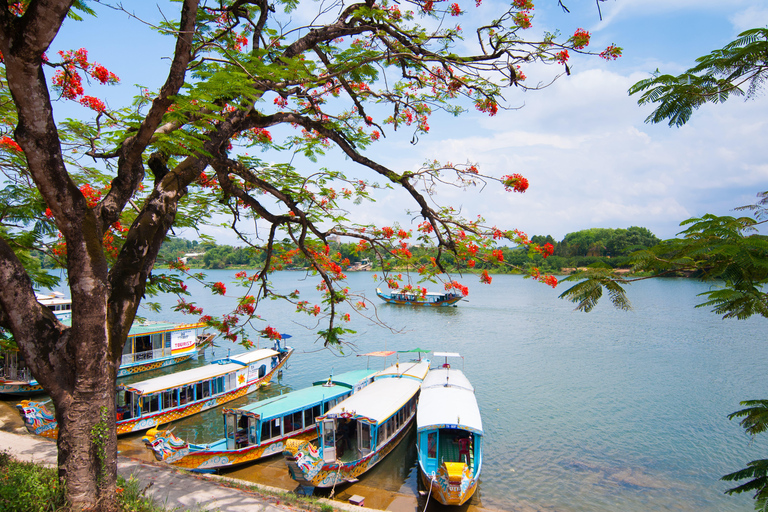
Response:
375,287,462,307
283,357,430,491
35,291,72,320
416,352,483,505
17,342,293,439
1,319,211,396
142,368,377,472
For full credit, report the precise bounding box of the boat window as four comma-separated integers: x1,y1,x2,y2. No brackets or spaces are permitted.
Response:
135,336,152,360
164,332,172,350
304,404,322,427
261,417,281,441
201,380,211,398
212,377,225,395
180,385,194,404
149,333,160,351
141,394,160,414
248,416,258,445
226,413,236,450
162,390,177,409
122,338,133,356
427,432,437,458
116,391,133,420
258,364,266,378
358,422,371,454
284,411,302,434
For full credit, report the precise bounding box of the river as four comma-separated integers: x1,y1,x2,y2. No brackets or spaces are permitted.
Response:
11,270,768,511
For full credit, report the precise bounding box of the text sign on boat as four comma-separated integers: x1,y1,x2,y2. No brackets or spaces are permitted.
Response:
171,329,196,352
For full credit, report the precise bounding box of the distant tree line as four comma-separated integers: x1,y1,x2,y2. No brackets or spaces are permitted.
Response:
149,226,661,273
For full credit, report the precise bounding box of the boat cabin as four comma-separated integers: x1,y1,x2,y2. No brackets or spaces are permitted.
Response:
317,361,428,463
116,349,279,421
119,321,201,368
221,369,375,450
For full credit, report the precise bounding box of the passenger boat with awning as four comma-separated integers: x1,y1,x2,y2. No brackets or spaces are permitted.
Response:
416,352,483,505
1,319,210,396
142,368,376,472
17,342,293,439
283,357,430,491
375,287,462,307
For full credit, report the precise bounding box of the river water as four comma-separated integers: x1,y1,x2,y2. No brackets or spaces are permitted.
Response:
22,270,768,511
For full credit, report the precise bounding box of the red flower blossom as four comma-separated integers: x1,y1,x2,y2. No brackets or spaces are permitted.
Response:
555,49,569,64
600,44,622,60
542,275,558,288
212,282,227,295
480,270,492,284
572,28,590,49
450,3,462,15
0,136,22,153
79,95,106,113
501,173,529,193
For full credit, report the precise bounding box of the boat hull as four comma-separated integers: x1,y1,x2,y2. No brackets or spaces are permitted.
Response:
284,419,413,488
418,462,479,506
146,427,318,471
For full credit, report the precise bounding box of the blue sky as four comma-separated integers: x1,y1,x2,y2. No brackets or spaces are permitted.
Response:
49,1,768,245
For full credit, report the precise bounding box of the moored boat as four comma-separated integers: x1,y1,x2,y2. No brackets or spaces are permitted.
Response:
283,358,430,491
416,352,483,506
1,320,210,396
142,368,377,472
17,343,293,439
375,287,462,307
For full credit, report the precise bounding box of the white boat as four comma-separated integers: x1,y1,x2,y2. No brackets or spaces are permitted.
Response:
17,343,293,439
35,291,72,320
283,358,430,490
416,352,483,505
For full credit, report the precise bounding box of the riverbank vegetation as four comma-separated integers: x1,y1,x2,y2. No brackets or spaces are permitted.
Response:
145,226,661,275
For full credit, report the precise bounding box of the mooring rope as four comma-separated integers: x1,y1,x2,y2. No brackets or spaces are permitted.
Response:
329,459,343,499
422,473,436,512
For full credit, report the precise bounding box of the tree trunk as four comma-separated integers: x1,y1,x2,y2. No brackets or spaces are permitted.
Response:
55,376,118,512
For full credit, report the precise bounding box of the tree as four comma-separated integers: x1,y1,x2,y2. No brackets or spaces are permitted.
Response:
561,28,768,509
0,1,620,510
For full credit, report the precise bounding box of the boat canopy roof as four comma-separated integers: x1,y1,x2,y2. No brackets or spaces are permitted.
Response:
374,359,431,381
127,321,204,337
227,377,372,420
119,349,278,395
417,368,482,435
311,369,377,388
323,377,422,425
59,318,204,337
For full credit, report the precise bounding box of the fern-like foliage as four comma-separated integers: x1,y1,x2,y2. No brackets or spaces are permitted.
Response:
629,28,768,127
559,267,631,312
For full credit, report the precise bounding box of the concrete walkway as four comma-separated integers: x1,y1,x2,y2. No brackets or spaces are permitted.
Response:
0,429,382,512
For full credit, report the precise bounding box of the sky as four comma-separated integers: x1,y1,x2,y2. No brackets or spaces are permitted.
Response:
48,0,768,245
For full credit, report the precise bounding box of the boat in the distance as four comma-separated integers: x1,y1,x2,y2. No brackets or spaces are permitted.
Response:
17,342,293,439
35,291,72,320
416,352,483,505
1,319,211,396
376,287,462,307
142,368,377,472
283,357,430,491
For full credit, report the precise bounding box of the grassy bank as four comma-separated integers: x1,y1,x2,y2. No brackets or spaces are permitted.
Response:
0,451,334,512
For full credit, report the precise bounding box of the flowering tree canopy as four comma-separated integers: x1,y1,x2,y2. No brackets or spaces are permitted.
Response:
0,0,619,510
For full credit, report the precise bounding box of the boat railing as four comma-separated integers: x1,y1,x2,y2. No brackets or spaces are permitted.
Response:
121,348,166,365
2,366,31,382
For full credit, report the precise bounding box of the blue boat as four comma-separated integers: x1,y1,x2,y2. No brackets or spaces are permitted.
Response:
416,353,483,505
142,369,377,472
